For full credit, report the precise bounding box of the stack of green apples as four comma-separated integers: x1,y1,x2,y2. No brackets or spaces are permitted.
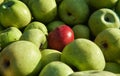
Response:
0,0,120,76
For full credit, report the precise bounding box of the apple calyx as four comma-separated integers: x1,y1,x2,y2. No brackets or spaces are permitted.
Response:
104,13,115,23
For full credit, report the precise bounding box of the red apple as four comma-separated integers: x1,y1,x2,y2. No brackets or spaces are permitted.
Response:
48,25,74,51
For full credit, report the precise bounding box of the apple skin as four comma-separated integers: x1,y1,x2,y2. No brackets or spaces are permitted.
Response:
61,38,105,71
88,0,118,9
88,8,120,36
24,21,48,36
0,40,42,76
48,25,74,51
27,0,57,24
69,70,116,76
20,29,47,49
94,28,120,63
39,61,74,76
47,20,65,33
0,27,22,50
0,0,32,29
72,24,90,39
58,0,89,25
0,0,4,4
39,49,62,72
104,62,120,74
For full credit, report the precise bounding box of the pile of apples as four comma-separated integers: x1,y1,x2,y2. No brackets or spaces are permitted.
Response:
0,0,120,76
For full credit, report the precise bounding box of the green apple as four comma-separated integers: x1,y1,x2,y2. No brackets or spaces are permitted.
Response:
104,62,120,74
88,8,120,36
0,40,41,76
27,0,57,24
24,21,48,36
94,28,120,62
88,0,118,9
61,38,105,71
20,29,47,49
58,0,89,25
115,0,120,18
47,20,65,32
0,27,22,50
72,24,90,39
69,70,116,76
39,61,74,76
39,49,62,71
0,0,32,29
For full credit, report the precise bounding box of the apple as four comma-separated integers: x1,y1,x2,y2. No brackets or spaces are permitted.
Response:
94,28,120,62
69,70,116,76
39,49,62,72
48,25,74,51
0,40,42,76
24,21,48,36
72,24,90,39
0,0,32,29
61,38,105,71
0,27,22,50
39,61,74,76
27,0,57,24
58,0,89,25
88,8,120,36
47,20,65,32
104,62,120,74
20,29,47,49
88,0,118,9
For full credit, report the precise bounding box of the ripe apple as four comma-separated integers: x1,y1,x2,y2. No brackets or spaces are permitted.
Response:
24,21,48,36
0,0,32,29
0,27,22,50
72,24,90,39
88,8,120,36
47,20,65,32
27,0,57,24
39,49,62,71
58,0,89,25
104,62,120,74
94,28,120,62
0,40,42,76
20,29,47,49
48,25,74,51
88,0,118,9
39,61,74,76
69,70,116,76
61,38,105,71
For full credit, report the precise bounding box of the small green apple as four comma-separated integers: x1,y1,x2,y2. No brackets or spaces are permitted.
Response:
20,29,47,49
0,0,32,29
47,20,65,32
94,28,120,62
39,49,62,71
24,21,48,36
69,70,116,76
58,0,89,25
27,0,57,24
88,8,120,36
0,27,22,50
61,38,105,71
0,40,42,76
88,0,118,9
39,61,74,76
72,24,90,39
104,62,120,74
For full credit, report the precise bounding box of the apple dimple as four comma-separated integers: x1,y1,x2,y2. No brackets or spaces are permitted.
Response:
3,59,10,69
2,1,14,9
102,42,108,49
104,13,115,23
